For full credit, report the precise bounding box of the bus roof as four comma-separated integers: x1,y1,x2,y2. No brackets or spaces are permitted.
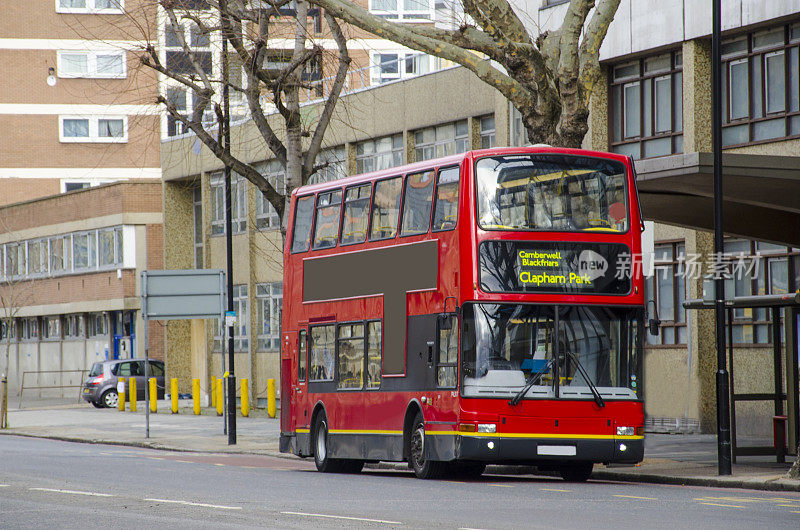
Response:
293,146,632,197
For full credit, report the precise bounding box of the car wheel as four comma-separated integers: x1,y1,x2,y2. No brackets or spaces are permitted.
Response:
101,389,119,409
409,411,447,479
91,401,104,409
559,463,593,482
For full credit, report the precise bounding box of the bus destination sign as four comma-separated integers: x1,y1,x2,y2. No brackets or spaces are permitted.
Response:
479,241,631,295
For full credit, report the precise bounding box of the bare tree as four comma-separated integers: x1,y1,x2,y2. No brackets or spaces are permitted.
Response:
309,0,619,148
142,0,351,231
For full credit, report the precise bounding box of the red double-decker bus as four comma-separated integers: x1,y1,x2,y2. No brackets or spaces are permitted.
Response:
280,147,646,481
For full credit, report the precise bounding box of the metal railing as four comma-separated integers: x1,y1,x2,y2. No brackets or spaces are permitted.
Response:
18,369,88,409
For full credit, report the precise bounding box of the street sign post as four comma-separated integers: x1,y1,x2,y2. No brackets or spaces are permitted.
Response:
141,269,226,438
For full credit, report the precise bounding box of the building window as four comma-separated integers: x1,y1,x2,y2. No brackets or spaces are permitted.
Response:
256,283,282,351
20,318,39,342
370,52,431,84
723,240,798,345
255,161,285,231
369,0,431,21
56,0,124,14
233,284,249,351
480,115,496,149
193,186,203,268
610,51,683,159
722,23,800,146
98,227,123,268
510,105,530,147
309,147,347,185
645,242,687,346
0,320,16,342
72,231,97,270
42,317,62,341
27,239,48,277
60,116,127,143
49,235,71,274
86,312,108,338
4,243,26,279
414,120,468,161
57,50,126,79
164,22,212,75
210,172,247,235
64,314,85,340
355,134,404,174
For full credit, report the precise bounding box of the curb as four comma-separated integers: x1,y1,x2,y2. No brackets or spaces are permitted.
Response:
3,429,798,491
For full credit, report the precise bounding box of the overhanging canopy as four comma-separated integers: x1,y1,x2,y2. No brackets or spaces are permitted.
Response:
635,152,800,247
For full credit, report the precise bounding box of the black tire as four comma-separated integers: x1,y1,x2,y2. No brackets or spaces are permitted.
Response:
312,413,364,473
91,400,104,409
409,411,447,479
559,463,593,482
450,462,486,479
101,389,118,408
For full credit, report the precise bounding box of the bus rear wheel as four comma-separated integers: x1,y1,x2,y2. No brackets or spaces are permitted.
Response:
409,412,447,479
559,463,593,482
313,413,363,474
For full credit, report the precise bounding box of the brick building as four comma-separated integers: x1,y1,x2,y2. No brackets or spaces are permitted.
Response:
0,181,163,398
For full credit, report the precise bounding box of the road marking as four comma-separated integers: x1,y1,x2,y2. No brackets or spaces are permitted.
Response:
0,485,9,487
699,502,744,509
281,511,401,525
145,498,242,510
613,495,657,500
487,484,515,488
214,463,225,467
540,488,571,492
176,460,193,464
791,511,800,514
29,488,114,498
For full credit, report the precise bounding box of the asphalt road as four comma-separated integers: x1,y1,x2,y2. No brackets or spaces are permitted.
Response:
1,436,799,529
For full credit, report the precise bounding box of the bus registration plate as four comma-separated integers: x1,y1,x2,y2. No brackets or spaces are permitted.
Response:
537,445,577,456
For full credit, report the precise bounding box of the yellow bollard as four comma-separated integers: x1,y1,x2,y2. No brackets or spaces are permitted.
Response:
171,378,179,414
192,378,200,415
149,377,157,413
210,375,217,409
118,377,126,412
267,378,276,419
129,378,137,412
216,378,223,416
241,379,249,418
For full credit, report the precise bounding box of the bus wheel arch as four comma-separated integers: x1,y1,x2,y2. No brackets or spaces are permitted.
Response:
402,401,423,462
309,401,328,458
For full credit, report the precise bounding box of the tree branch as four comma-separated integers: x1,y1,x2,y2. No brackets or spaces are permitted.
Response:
579,0,620,94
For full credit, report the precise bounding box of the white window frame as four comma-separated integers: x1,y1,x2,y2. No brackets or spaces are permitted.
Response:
26,239,49,278
255,162,285,231
370,51,430,84
256,283,282,351
56,0,124,14
368,0,432,22
60,115,128,143
414,119,468,162
355,134,404,174
210,172,247,235
57,50,126,79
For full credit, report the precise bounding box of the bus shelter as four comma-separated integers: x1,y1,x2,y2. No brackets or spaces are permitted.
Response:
684,293,800,463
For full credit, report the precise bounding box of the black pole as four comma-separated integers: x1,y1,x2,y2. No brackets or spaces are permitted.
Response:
221,2,236,445
712,0,732,475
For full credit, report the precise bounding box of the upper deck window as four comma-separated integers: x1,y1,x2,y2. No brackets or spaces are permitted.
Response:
290,195,315,253
400,170,435,236
312,190,342,249
369,177,403,240
341,184,371,245
476,154,628,233
432,166,460,231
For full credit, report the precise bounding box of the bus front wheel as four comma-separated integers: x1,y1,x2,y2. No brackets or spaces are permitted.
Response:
409,411,447,479
313,413,363,474
559,463,593,482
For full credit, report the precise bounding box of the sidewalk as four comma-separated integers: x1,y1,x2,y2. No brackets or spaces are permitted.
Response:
2,399,798,492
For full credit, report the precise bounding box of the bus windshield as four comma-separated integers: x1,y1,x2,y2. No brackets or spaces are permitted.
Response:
476,154,628,232
461,303,640,400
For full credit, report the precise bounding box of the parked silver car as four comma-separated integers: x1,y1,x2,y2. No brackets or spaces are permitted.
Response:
82,359,166,408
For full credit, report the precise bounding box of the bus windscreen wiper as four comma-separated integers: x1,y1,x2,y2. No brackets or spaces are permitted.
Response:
564,350,605,408
508,358,555,406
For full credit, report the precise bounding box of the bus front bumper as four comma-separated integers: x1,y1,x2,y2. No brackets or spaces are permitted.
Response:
432,434,644,464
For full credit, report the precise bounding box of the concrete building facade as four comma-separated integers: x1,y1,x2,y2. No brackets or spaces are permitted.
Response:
159,0,800,436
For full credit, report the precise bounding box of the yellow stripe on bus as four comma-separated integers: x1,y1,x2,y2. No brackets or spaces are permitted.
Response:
295,429,642,441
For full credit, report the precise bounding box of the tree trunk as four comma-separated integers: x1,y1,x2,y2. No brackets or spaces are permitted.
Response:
789,446,800,478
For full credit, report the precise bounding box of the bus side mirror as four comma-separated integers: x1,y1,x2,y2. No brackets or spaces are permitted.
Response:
648,318,660,336
438,313,452,330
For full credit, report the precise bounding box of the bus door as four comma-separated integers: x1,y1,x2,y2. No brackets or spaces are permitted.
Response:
292,329,309,431
407,315,438,389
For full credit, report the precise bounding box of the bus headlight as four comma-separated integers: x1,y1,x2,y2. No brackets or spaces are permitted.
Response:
477,423,497,433
616,426,635,436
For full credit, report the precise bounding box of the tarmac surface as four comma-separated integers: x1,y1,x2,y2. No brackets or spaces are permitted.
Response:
2,397,798,492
